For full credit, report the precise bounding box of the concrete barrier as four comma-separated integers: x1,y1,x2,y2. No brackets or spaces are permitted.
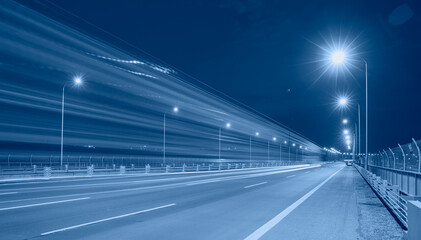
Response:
408,200,421,240
43,167,51,178
87,165,94,176
119,166,126,175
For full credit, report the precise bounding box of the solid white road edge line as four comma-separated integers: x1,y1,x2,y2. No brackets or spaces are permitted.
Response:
41,203,176,236
0,197,90,211
244,182,267,189
244,166,345,240
286,175,296,178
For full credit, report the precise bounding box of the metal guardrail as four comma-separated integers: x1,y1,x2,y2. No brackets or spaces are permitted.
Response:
362,139,421,197
355,164,408,229
0,161,302,180
369,138,421,173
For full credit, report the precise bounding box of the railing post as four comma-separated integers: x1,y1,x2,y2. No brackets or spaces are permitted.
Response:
412,138,421,173
398,144,405,171
389,148,396,169
43,167,51,178
383,150,389,167
119,165,126,175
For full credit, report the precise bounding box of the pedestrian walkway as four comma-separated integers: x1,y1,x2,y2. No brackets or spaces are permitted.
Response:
261,165,405,240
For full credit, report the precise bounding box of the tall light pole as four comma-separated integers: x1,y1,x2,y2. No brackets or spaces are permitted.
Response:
60,77,82,169
219,123,231,163
331,49,368,169
163,107,178,166
250,132,259,164
364,60,368,170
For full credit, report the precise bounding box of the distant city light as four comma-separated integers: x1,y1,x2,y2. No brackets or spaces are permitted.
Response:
331,50,346,65
173,107,179,112
272,137,277,141
226,123,231,128
345,135,350,140
342,119,348,124
284,141,287,144
343,129,349,135
292,143,296,147
346,140,351,145
255,132,259,136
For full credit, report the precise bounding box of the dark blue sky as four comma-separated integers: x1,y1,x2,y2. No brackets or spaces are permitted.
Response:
18,0,421,152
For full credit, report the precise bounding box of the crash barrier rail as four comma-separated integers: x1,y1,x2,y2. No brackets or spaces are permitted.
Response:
355,164,408,229
0,154,318,169
0,161,303,180
360,138,421,198
368,138,421,174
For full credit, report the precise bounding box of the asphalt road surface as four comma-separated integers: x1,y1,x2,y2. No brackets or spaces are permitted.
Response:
0,163,393,239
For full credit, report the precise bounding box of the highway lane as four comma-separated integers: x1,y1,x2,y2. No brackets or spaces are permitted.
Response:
0,163,343,239
0,165,314,204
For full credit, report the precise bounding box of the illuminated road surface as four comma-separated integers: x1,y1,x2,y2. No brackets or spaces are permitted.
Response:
0,163,402,239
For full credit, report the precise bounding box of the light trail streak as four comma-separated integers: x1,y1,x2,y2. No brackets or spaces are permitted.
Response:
0,0,326,167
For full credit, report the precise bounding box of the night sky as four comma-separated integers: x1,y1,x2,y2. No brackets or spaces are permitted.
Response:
17,0,421,152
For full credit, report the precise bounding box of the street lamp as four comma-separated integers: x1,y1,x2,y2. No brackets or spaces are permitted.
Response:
163,107,179,166
331,50,346,65
249,131,260,166
60,77,83,169
338,97,348,106
219,122,231,162
330,50,368,170
343,129,349,135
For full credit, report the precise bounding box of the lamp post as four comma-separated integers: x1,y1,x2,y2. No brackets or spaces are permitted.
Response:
60,77,82,169
330,50,368,169
219,123,231,163
163,107,178,166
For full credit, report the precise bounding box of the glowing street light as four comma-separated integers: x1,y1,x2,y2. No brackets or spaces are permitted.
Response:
338,97,348,106
273,137,277,141
60,77,83,169
345,135,350,140
163,106,179,165
342,119,348,124
343,129,349,135
328,48,369,169
255,132,259,136
74,77,82,85
331,50,346,65
219,122,231,162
